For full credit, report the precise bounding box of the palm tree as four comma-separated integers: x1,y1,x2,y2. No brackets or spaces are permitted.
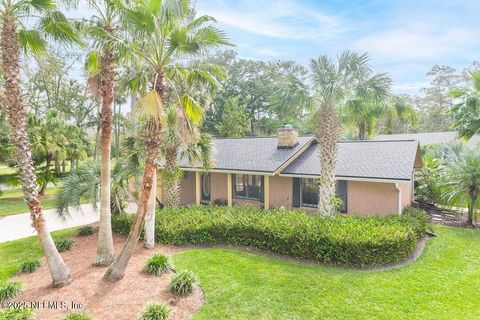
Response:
382,96,418,134
0,0,80,287
449,70,480,141
310,51,390,215
104,0,230,282
443,149,480,225
84,0,130,266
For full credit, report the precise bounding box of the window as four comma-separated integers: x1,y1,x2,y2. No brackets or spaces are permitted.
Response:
292,178,348,212
201,173,211,201
301,178,318,207
234,174,263,201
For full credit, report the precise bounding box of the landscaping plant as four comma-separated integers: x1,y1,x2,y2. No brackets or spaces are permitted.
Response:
143,253,173,276
168,270,198,297
61,311,92,320
139,302,171,320
0,307,33,320
18,259,40,273
77,226,95,237
0,281,23,301
54,238,75,252
113,205,428,267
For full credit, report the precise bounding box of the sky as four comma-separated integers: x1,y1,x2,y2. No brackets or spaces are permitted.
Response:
194,0,480,95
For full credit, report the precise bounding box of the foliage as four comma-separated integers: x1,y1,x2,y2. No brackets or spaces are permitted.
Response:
215,96,251,137
442,149,480,224
415,151,445,204
61,312,92,320
53,238,74,252
77,226,95,237
168,270,198,297
112,206,427,267
0,281,23,302
143,253,173,276
0,307,33,320
449,70,480,141
18,259,40,273
139,302,171,320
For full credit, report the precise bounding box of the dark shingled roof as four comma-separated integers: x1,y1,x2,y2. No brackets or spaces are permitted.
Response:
283,140,420,181
180,136,420,181
180,136,313,173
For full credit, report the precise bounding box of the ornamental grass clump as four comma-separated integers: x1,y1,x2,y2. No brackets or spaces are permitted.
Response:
54,238,75,252
112,205,428,267
0,307,33,320
0,281,23,302
139,302,171,320
77,226,95,237
168,270,198,297
61,312,92,320
143,253,173,276
18,259,40,273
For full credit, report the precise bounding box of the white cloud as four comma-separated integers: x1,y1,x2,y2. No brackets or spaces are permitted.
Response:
197,0,343,40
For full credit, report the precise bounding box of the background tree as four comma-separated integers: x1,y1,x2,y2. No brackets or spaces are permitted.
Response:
449,70,480,141
215,96,250,137
379,95,418,134
0,0,81,287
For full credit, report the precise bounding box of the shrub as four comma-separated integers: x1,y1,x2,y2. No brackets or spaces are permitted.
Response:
143,253,173,276
18,259,40,273
0,281,23,302
139,302,170,320
168,270,198,297
112,206,428,267
212,198,228,206
0,307,33,320
54,238,75,252
61,312,92,320
77,226,95,237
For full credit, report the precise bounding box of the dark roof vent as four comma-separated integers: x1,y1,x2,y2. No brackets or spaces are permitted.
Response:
277,125,299,149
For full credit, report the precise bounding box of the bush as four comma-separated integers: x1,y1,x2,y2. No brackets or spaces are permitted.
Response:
112,206,428,267
0,281,23,302
18,259,40,273
143,253,173,276
0,307,33,320
139,302,170,320
61,312,92,320
54,238,75,252
212,198,228,206
77,226,95,237
168,271,198,297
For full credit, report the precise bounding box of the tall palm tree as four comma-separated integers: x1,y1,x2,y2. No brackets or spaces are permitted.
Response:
310,51,389,215
0,0,80,287
104,0,229,281
449,70,480,141
443,149,480,225
382,96,418,134
84,0,130,266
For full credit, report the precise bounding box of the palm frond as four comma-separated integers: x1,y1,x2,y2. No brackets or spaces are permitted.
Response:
85,50,102,76
134,90,166,127
39,10,84,46
179,95,204,126
17,29,48,55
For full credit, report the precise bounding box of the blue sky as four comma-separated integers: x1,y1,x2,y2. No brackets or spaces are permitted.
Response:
195,0,480,95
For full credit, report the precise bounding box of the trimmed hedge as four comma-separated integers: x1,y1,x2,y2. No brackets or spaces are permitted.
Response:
112,206,428,267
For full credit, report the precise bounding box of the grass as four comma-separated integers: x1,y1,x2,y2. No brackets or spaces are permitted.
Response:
0,228,78,282
174,226,480,320
0,187,59,217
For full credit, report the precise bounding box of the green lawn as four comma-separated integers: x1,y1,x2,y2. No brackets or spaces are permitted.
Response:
0,187,59,217
0,228,78,282
174,226,480,320
0,165,15,175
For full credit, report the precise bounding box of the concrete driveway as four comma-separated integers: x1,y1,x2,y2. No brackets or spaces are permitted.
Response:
0,203,137,243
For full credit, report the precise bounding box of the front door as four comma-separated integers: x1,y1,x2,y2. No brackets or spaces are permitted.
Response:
201,173,211,203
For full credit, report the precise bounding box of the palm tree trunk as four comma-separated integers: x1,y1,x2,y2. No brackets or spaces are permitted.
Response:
1,15,71,287
359,121,366,140
315,103,341,217
163,147,181,207
94,47,116,267
62,160,66,173
468,192,476,226
144,169,156,249
104,72,164,282
104,126,161,281
70,158,75,171
39,153,51,195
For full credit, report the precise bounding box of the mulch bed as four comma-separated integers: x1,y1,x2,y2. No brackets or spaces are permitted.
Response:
10,228,204,320
412,201,478,228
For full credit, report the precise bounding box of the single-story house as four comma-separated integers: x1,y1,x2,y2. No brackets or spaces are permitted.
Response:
156,126,422,216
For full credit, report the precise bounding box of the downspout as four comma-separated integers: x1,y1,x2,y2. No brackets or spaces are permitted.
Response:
395,183,402,215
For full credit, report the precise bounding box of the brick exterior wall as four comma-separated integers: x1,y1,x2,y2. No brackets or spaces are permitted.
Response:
347,181,399,216
269,176,293,208
179,171,196,205
210,172,228,202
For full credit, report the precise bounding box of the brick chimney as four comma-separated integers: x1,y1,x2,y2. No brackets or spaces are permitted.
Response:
277,124,299,149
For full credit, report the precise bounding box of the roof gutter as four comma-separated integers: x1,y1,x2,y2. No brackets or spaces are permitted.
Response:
278,173,411,184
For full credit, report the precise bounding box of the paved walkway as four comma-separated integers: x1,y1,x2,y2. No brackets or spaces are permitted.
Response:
0,203,137,243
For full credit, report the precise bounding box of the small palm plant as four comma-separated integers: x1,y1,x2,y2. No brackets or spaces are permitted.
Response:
143,253,173,276
442,149,480,225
